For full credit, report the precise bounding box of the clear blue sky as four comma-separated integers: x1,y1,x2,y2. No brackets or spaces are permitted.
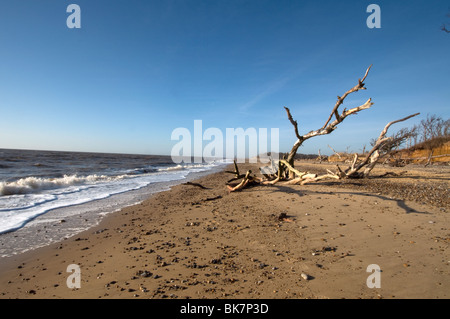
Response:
0,0,449,156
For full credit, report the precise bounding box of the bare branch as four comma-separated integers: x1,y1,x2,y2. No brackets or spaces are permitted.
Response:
284,65,374,166
227,65,422,192
345,112,420,177
227,170,252,192
303,98,374,141
279,160,313,179
327,144,342,159
183,182,209,189
321,65,372,130
284,107,302,140
285,97,374,167
299,112,422,184
378,113,421,141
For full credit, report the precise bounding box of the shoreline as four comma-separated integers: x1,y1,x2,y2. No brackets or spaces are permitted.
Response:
0,162,448,299
0,163,227,258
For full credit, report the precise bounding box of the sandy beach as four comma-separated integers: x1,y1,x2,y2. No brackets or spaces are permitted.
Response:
0,161,448,299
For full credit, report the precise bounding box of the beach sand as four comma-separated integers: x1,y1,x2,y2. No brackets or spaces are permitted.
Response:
0,161,448,299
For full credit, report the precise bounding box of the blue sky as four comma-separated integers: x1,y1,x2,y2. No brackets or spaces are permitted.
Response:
0,0,449,156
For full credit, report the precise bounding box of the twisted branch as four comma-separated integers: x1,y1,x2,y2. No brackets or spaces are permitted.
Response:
286,66,374,164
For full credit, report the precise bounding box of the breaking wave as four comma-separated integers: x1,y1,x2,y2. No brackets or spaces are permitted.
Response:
0,157,228,235
0,174,127,196
0,163,218,196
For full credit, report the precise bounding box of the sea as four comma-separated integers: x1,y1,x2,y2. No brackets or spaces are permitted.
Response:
0,148,228,257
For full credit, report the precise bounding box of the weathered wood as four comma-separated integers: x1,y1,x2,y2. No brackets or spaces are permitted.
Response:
279,160,310,179
224,67,425,192
306,112,422,182
204,195,223,202
262,161,283,185
424,150,434,167
322,65,372,130
227,170,263,192
286,66,374,165
183,182,209,189
327,144,342,160
226,160,246,183
349,112,420,178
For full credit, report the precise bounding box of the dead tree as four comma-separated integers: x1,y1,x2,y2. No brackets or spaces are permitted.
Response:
284,65,374,172
273,112,420,185
329,112,420,179
225,65,419,191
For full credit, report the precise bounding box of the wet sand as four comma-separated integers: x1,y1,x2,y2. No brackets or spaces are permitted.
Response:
0,162,448,299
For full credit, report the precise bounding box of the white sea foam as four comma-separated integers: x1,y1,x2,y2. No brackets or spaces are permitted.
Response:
0,162,219,197
0,161,225,235
0,174,126,196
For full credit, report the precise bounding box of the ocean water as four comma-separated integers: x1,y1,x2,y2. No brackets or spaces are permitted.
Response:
0,149,227,257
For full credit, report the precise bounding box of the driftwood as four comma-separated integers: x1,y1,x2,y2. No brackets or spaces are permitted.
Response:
274,65,375,183
334,112,421,179
225,65,422,191
316,149,325,163
298,113,420,183
327,145,342,160
284,65,374,170
183,182,209,189
226,166,263,192
424,150,434,167
203,195,223,202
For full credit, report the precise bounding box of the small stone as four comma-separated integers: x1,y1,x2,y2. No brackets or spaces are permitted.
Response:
139,286,148,293
301,273,311,281
138,271,152,278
